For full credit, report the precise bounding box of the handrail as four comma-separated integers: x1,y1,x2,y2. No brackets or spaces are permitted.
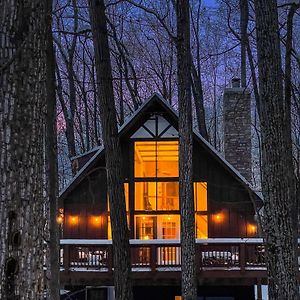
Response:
60,238,266,245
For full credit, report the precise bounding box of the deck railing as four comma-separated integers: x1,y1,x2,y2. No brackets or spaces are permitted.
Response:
60,238,269,273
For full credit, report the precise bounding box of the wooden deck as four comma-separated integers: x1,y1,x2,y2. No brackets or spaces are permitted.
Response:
60,238,270,286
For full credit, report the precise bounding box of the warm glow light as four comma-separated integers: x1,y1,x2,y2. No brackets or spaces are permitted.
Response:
57,216,63,224
92,216,101,226
213,212,224,223
144,235,149,240
57,208,64,224
70,216,78,225
247,223,257,235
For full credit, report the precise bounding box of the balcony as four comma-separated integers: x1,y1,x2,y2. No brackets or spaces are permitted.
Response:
59,238,273,286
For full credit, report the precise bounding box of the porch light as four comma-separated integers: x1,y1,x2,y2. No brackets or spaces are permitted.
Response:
92,216,102,226
213,212,224,223
70,216,79,225
56,209,64,224
247,223,257,235
57,216,63,224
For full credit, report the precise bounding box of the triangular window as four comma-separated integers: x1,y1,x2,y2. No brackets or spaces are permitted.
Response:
130,115,178,139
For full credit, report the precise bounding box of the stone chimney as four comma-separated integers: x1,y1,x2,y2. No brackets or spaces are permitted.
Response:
223,78,252,181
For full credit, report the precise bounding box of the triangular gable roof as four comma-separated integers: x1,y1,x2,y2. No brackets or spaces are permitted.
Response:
59,93,262,202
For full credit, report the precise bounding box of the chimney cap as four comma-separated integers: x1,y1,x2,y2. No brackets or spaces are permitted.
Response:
232,78,241,88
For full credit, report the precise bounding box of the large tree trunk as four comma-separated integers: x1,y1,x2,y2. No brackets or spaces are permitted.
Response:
45,1,60,299
254,1,299,299
88,1,133,300
176,1,197,299
0,0,49,298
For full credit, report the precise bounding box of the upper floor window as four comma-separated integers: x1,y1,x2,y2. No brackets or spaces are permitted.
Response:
134,141,179,177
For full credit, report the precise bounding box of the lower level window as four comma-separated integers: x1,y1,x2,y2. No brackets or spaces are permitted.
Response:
135,215,180,239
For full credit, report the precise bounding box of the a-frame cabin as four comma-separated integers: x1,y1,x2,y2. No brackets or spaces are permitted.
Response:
59,93,264,300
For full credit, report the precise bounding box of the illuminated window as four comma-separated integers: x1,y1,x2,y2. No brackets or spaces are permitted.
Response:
194,182,208,239
135,215,180,240
135,182,179,211
135,182,156,210
161,216,179,239
134,141,179,178
135,216,156,240
196,215,208,238
157,182,179,210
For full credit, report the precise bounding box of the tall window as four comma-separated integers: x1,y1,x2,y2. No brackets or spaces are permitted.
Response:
134,141,179,239
194,182,208,238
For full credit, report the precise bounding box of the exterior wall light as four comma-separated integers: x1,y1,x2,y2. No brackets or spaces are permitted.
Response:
57,208,64,224
213,212,224,223
69,215,79,225
247,223,257,235
92,216,102,226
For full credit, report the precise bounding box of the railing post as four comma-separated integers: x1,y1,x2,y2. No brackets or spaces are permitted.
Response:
150,244,156,272
108,245,113,274
256,278,263,300
240,243,246,273
63,244,70,273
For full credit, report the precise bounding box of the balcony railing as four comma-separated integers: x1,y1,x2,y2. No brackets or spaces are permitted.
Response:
60,238,269,273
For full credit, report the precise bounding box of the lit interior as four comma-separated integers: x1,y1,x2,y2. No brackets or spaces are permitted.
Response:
135,182,179,211
196,215,208,238
194,182,207,211
134,141,179,177
135,215,180,239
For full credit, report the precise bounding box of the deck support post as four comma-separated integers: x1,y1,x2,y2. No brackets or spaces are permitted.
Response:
64,244,70,274
256,278,262,300
240,243,246,273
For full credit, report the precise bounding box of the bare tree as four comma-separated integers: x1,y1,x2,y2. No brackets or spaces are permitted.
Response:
239,0,248,87
0,0,49,298
46,0,60,298
176,1,197,299
254,0,299,299
88,0,133,300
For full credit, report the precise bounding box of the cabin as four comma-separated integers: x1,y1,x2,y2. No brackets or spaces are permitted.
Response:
59,90,266,300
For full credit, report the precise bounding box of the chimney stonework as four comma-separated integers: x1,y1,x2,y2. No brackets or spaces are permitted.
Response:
223,79,252,182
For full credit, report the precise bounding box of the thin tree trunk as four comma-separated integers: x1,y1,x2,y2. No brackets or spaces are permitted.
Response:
0,0,48,298
191,62,209,140
254,1,299,299
239,0,248,87
176,1,197,299
88,1,133,300
46,1,60,298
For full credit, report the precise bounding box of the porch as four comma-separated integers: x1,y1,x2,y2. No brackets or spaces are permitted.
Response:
60,238,270,286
